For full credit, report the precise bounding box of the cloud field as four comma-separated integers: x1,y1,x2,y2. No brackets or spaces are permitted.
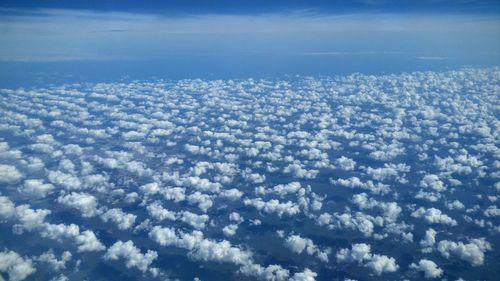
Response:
0,68,499,280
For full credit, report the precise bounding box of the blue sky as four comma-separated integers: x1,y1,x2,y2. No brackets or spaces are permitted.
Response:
1,4,499,61
0,0,499,82
2,0,500,15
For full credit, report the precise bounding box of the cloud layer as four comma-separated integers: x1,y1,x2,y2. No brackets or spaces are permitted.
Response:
0,67,498,280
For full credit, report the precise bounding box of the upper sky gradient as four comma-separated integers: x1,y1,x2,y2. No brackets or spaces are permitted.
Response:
2,0,500,14
0,0,499,83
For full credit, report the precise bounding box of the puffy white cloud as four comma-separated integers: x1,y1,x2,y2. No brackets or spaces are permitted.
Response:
420,174,446,192
243,198,300,217
284,234,330,262
187,192,213,213
285,234,310,253
124,192,139,203
49,274,69,281
365,166,398,181
20,179,55,198
74,230,107,252
262,182,302,197
0,141,9,151
445,200,465,210
101,208,137,230
13,205,51,233
104,240,158,273
180,231,253,265
484,205,500,217
7,197,106,252
222,224,239,237
365,254,399,276
0,164,23,184
59,159,76,173
146,202,176,222
219,188,243,200
410,259,443,279
36,134,55,144
139,182,161,195
289,268,317,281
48,170,81,190
0,250,36,281
328,212,378,237
229,212,244,224
149,226,299,280
0,196,105,252
336,243,372,263
414,190,441,202
35,250,72,271
63,144,83,155
185,144,204,154
24,157,45,172
0,195,16,219
149,226,177,246
331,177,390,195
336,243,398,275
191,161,237,183
29,143,55,154
180,211,209,230
411,207,457,226
351,193,401,221
242,170,266,184
57,192,101,218
420,228,437,253
335,156,356,171
283,164,318,179
82,174,108,188
368,144,405,161
183,176,221,193
437,238,491,266
122,130,146,141
161,187,186,202
434,156,473,175
239,263,290,281
0,145,23,161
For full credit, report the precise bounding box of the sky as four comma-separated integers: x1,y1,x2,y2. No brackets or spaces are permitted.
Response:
0,0,499,83
2,0,500,15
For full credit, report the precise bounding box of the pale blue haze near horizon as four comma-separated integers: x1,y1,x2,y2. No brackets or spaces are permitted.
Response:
0,3,500,86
